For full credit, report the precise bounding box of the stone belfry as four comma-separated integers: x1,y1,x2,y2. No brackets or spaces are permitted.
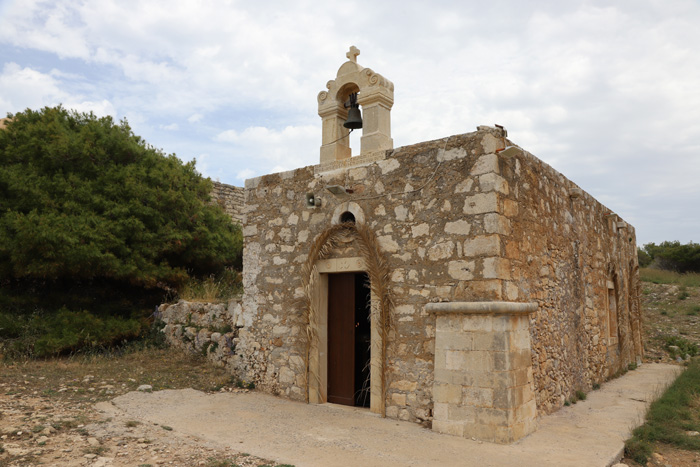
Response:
317,46,394,164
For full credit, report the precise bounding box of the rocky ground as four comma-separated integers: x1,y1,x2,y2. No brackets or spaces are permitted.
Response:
0,349,289,466
1,281,699,467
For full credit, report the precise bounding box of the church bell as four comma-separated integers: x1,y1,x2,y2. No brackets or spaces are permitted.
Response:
343,92,362,130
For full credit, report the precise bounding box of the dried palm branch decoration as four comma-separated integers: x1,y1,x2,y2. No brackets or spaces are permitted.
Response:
300,221,394,416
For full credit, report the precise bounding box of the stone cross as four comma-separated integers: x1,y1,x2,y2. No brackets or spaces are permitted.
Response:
346,46,360,63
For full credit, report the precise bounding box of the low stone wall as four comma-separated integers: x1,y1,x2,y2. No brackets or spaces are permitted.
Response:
158,299,244,369
211,182,244,224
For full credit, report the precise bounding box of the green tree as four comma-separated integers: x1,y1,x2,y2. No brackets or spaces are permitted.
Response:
642,241,700,273
0,106,241,316
638,248,652,268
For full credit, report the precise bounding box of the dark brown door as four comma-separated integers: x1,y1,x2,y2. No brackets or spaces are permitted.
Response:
327,273,355,405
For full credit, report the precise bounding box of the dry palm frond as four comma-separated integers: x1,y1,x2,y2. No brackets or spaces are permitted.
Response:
299,222,394,416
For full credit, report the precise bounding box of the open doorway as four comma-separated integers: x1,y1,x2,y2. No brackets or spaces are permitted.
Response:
327,272,371,407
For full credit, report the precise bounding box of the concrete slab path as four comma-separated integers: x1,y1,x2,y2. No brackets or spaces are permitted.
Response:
105,363,679,467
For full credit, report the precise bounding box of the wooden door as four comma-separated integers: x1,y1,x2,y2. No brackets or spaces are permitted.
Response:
327,273,355,405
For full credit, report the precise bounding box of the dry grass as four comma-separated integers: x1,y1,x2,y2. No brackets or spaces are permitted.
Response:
0,347,236,403
178,269,242,303
640,268,700,288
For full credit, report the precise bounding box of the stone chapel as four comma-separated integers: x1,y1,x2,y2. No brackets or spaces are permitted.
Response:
162,47,642,443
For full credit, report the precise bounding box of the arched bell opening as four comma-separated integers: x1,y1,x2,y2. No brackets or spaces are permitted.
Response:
318,47,394,164
337,83,362,154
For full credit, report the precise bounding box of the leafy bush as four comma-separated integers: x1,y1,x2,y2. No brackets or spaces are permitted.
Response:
638,248,652,268
641,241,700,273
0,308,143,358
0,106,242,352
662,335,698,358
0,107,241,290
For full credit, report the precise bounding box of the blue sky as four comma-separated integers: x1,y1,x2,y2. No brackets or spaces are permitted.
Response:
1,0,699,246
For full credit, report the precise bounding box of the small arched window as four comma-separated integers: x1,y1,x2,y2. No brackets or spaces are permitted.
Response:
340,211,356,224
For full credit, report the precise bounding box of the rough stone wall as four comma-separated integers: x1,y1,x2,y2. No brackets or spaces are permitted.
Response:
211,181,244,224
232,126,641,425
236,128,521,424
158,299,245,369
499,150,641,414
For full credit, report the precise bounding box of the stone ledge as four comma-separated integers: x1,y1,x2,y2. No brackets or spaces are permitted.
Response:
427,301,538,315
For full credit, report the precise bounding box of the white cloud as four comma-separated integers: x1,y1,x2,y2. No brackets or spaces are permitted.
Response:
216,124,319,173
64,99,116,118
0,62,67,112
1,0,699,244
236,169,255,181
159,123,179,131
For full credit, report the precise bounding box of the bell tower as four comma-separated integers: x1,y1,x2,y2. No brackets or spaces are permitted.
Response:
317,46,394,164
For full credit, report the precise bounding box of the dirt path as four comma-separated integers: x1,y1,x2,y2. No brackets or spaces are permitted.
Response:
101,363,678,467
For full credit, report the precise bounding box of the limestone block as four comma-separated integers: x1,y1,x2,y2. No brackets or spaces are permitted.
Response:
444,220,471,235
310,213,326,225
463,235,500,257
473,332,506,352
391,393,407,406
279,367,295,385
433,382,462,411
471,153,500,175
448,404,477,423
348,167,367,179
463,387,494,408
434,368,474,387
428,241,455,261
460,315,492,332
467,280,503,300
242,225,258,237
503,199,518,217
482,257,511,279
480,134,505,155
433,402,449,420
475,406,513,426
463,192,499,215
435,329,473,351
395,304,415,315
484,213,511,235
432,420,465,437
394,205,408,221
411,223,429,237
272,325,290,337
454,178,474,193
447,260,475,280
377,158,400,174
479,173,509,195
437,314,464,333
378,235,400,253
438,147,467,162
505,281,519,300
390,380,418,391
445,350,469,371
